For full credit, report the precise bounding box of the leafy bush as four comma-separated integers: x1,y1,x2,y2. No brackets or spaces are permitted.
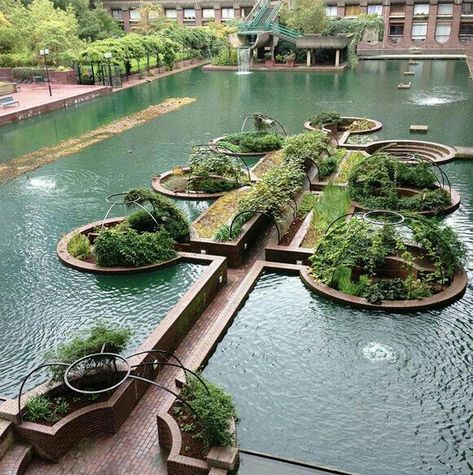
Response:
94,229,176,268
188,149,242,182
12,67,46,82
44,322,132,382
24,395,69,423
309,112,342,128
346,118,373,132
0,53,37,67
318,156,338,179
211,48,238,66
67,233,91,260
282,131,330,165
297,193,318,217
181,376,236,447
219,132,284,153
189,177,238,194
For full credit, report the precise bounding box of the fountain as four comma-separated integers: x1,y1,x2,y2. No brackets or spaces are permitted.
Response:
237,47,252,75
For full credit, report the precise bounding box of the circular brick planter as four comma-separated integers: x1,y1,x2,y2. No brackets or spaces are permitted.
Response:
152,167,238,200
300,266,468,312
352,185,461,217
304,117,383,135
57,217,180,274
210,136,280,157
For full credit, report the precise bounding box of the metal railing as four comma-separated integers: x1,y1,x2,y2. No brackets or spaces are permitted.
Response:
239,0,270,30
265,0,283,24
268,22,302,39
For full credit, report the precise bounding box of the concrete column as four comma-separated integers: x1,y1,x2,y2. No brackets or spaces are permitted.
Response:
306,49,311,66
195,7,203,26
403,2,414,47
176,7,184,25
335,49,340,66
337,5,345,16
450,3,462,47
122,9,131,32
382,3,391,47
214,7,222,23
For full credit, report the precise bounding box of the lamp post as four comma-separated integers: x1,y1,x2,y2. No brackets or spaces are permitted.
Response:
104,52,113,87
39,49,52,97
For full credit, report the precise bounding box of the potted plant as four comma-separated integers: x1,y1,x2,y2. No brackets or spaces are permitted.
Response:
275,54,285,64
264,53,275,67
285,53,296,68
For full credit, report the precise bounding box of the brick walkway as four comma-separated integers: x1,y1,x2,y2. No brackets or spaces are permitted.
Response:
26,229,273,475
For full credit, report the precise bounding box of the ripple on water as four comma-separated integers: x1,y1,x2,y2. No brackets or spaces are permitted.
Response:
360,341,398,363
408,86,468,106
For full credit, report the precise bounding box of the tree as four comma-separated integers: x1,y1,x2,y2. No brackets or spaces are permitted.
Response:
280,0,326,34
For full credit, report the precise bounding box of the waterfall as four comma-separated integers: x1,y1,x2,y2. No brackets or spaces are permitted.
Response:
237,48,252,75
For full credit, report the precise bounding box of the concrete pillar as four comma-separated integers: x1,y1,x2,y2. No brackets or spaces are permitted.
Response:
402,2,414,47
306,49,311,67
426,3,438,42
176,7,184,25
335,49,340,66
122,9,131,32
450,3,462,47
214,7,222,23
195,7,202,26
233,6,241,18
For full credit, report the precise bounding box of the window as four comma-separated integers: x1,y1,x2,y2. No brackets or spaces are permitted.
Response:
202,8,214,19
111,9,123,20
389,24,404,36
412,22,428,39
462,3,473,14
241,6,253,18
326,5,338,16
435,22,451,42
222,7,234,19
345,4,361,16
367,4,383,15
460,22,473,41
129,9,140,21
183,8,195,19
390,4,405,15
149,10,160,20
413,4,430,16
437,3,453,15
165,8,177,18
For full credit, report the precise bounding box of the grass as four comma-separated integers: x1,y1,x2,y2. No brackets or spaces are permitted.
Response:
301,185,352,248
250,151,284,178
193,189,247,239
335,151,366,183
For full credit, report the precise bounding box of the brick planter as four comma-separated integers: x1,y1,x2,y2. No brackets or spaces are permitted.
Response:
304,116,383,135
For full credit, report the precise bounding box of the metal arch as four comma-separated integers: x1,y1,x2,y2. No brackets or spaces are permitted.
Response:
323,129,339,147
131,362,210,395
304,157,321,180
18,362,70,423
363,210,405,226
229,209,281,242
240,113,287,136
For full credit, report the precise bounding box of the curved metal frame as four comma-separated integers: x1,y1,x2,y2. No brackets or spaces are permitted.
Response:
101,192,159,231
322,129,339,147
363,210,405,226
240,113,287,136
229,209,281,242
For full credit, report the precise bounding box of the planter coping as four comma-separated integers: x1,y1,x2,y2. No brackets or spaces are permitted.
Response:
57,217,183,274
304,116,383,135
152,167,238,201
210,136,281,157
300,266,468,312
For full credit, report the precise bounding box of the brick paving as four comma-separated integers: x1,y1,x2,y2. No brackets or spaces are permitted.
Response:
25,228,276,475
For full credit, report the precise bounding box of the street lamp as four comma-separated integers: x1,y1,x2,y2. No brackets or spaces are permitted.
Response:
104,52,113,87
39,48,52,97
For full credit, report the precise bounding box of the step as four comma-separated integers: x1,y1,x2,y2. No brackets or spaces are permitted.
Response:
0,442,33,475
0,421,14,462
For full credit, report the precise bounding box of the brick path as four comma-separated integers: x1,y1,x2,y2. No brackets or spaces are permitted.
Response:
26,229,273,475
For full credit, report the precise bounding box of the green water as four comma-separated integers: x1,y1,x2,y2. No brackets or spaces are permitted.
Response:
0,60,472,472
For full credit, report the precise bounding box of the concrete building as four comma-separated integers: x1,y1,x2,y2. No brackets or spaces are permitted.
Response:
103,0,473,55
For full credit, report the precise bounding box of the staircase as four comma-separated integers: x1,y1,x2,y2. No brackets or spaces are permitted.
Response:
238,0,302,43
0,412,33,475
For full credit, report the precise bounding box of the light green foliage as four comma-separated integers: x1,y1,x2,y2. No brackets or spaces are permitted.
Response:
181,375,236,447
211,47,238,66
282,131,330,165
218,132,284,154
280,0,327,34
336,151,365,183
309,112,342,128
297,193,318,217
67,232,90,260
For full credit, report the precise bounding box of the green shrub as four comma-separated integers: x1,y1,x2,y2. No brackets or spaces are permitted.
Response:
12,67,45,82
181,376,236,447
94,229,176,268
24,395,70,423
282,131,330,165
0,53,37,68
189,178,238,194
211,48,238,66
309,112,342,127
67,233,91,260
219,132,284,153
318,156,338,179
44,322,132,382
297,193,318,217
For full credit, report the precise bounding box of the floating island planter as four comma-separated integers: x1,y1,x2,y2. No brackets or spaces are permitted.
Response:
301,211,468,311
210,113,287,157
304,112,382,136
57,189,190,273
348,153,460,216
153,144,252,200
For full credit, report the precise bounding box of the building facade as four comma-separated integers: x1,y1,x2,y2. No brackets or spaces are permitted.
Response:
103,0,473,54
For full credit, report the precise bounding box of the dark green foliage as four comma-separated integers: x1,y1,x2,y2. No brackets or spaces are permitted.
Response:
188,178,239,194
44,322,132,382
181,376,236,447
124,188,189,242
94,228,176,268
24,395,70,423
398,189,451,212
318,156,339,179
67,233,91,260
282,131,330,166
214,213,247,241
219,132,284,153
297,193,318,217
12,67,45,82
188,149,243,183
309,112,342,128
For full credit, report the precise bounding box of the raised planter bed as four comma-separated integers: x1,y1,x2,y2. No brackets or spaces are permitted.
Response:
304,116,383,135
300,266,468,312
152,167,241,200
57,217,181,274
210,135,282,157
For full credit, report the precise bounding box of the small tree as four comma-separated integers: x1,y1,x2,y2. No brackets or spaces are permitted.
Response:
280,0,326,34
